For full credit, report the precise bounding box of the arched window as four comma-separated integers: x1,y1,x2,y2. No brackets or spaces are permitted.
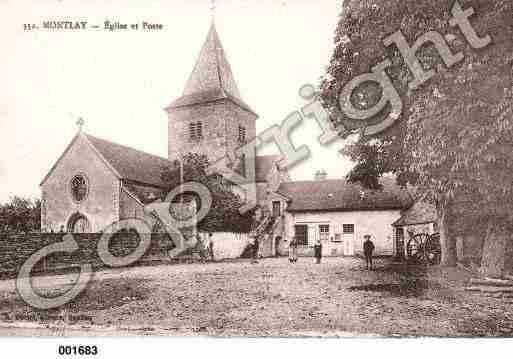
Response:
70,174,89,203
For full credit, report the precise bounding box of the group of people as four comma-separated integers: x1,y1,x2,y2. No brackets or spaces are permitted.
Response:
288,234,376,270
194,231,376,269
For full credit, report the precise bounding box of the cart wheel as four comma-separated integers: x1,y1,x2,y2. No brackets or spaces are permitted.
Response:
424,233,441,265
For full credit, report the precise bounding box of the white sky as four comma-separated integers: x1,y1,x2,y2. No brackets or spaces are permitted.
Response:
0,0,353,203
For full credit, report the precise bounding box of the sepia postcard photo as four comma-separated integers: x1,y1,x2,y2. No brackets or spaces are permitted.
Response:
1,0,513,352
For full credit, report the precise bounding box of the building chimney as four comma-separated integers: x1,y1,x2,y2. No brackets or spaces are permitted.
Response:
314,169,327,181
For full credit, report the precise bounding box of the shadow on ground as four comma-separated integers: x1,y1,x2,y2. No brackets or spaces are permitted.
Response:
347,265,442,298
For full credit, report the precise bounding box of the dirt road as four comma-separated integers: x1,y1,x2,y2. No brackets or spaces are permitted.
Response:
0,257,512,337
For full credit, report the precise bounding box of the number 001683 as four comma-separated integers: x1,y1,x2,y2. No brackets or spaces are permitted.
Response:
58,345,98,356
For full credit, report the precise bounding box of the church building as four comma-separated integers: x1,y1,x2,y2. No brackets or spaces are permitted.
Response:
39,19,425,259
40,22,290,233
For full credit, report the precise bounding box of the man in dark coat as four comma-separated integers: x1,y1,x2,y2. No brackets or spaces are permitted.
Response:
208,233,214,262
363,234,375,270
314,239,322,264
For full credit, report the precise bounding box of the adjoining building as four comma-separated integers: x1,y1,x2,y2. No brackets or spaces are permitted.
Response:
274,176,415,257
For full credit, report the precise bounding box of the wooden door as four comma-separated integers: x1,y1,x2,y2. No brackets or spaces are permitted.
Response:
272,201,281,218
294,225,308,246
342,224,355,255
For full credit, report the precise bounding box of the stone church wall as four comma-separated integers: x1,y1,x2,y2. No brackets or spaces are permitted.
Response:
167,100,257,165
41,135,120,233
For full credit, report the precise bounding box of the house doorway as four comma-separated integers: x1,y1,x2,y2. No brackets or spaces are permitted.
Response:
272,201,281,218
395,227,405,258
274,236,282,257
67,213,91,233
342,224,355,255
294,225,308,246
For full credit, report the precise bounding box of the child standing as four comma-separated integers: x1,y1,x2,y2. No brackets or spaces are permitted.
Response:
289,237,298,263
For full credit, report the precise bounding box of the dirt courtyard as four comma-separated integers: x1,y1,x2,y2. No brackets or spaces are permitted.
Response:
0,257,512,337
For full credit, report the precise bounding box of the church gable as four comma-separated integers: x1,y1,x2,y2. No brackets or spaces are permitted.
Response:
40,133,120,188
40,132,121,232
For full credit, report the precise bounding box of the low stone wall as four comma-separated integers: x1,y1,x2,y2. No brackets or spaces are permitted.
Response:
0,232,174,279
0,231,255,278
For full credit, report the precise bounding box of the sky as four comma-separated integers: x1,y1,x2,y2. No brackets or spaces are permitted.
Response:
0,0,353,203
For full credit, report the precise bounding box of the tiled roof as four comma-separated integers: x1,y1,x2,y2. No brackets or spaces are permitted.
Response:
86,134,172,188
165,22,257,116
277,177,413,212
255,155,280,183
86,134,280,190
123,182,166,204
392,201,437,227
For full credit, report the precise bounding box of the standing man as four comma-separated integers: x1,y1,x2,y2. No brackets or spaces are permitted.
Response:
314,238,322,264
363,234,375,270
251,236,260,264
208,233,214,262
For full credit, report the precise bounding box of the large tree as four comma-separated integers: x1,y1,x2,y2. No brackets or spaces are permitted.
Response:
160,153,255,233
0,196,41,233
321,0,513,273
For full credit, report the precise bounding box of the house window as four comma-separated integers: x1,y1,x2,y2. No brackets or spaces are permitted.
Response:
70,174,88,203
238,125,246,143
333,233,342,242
395,227,405,258
343,224,355,233
189,121,203,141
319,224,330,241
272,201,281,218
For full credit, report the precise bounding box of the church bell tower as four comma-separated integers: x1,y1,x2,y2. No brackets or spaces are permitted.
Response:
164,21,258,166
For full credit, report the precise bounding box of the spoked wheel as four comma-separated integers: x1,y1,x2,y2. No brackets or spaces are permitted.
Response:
406,233,426,262
424,233,441,265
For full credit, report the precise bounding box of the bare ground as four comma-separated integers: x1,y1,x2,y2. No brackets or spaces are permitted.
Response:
0,257,512,337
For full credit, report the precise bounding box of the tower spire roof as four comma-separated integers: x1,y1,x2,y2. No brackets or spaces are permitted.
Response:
166,22,256,115
182,22,241,98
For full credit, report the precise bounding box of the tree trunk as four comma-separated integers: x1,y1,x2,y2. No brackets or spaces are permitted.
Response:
480,219,511,278
439,205,457,267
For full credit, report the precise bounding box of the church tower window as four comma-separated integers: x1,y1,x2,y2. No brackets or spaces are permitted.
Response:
238,125,246,144
70,174,89,203
189,121,203,141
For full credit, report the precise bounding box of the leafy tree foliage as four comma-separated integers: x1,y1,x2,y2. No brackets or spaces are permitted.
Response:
321,0,513,272
320,0,445,189
0,197,41,233
160,153,255,233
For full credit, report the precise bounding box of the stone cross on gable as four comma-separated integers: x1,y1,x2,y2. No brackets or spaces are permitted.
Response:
76,117,85,132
